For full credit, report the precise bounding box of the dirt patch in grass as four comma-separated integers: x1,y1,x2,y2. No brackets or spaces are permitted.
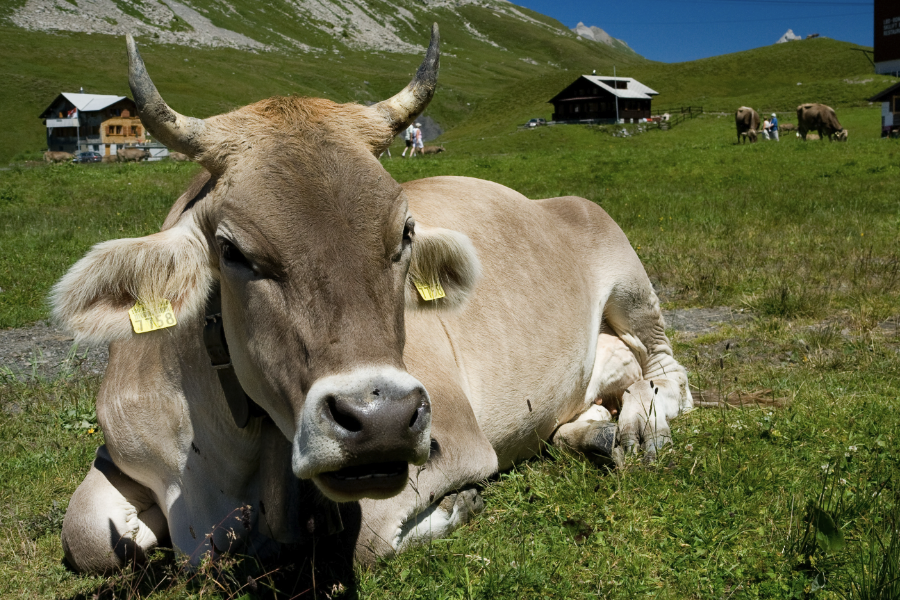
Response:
0,321,106,380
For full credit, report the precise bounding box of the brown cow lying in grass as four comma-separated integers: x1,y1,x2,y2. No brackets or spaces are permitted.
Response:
44,151,74,163
55,27,692,574
421,145,445,155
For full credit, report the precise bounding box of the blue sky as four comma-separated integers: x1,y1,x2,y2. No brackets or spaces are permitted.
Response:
515,0,874,63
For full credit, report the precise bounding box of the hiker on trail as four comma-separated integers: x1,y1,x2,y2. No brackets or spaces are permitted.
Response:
770,113,779,141
401,123,415,157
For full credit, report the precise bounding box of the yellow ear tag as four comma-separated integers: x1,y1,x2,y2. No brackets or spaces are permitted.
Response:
128,299,177,333
414,280,446,302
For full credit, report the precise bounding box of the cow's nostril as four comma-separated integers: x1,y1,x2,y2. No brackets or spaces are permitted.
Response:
327,396,363,433
409,403,425,429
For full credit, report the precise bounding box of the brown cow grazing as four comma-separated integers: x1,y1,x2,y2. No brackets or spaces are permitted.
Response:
56,27,692,573
735,107,759,144
420,145,445,155
780,123,796,132
117,147,150,162
797,103,848,141
44,151,75,163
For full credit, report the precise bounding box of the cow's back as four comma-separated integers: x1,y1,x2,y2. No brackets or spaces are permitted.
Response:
402,176,627,466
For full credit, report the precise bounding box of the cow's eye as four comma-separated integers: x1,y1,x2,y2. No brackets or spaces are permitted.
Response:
392,219,414,263
220,240,252,269
402,219,415,246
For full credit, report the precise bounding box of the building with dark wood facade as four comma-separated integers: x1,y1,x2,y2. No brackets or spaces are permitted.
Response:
548,75,658,123
39,92,146,156
869,81,900,137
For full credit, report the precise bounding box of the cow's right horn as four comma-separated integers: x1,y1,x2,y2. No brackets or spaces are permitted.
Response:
126,35,207,160
373,23,440,136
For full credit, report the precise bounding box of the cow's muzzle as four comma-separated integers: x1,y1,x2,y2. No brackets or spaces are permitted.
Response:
292,367,431,501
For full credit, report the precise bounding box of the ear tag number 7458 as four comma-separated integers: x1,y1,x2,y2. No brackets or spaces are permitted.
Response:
129,299,177,333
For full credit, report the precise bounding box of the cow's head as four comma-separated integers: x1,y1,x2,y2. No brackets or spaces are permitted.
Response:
52,26,481,502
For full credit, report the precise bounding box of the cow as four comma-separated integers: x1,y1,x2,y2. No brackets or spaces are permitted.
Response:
780,123,796,132
735,107,759,144
797,103,848,141
55,28,692,574
420,145,445,155
117,147,150,162
169,151,190,161
44,151,75,163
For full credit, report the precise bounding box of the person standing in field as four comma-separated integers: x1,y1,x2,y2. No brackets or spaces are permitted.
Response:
770,113,779,141
762,117,771,140
401,123,415,157
411,122,424,157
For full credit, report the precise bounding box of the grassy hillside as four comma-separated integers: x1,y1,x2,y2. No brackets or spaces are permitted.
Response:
0,3,640,164
1,3,891,165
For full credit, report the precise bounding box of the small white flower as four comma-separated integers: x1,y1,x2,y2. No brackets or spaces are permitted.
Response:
821,464,830,471
848,445,858,452
685,444,694,452
693,429,699,434
839,478,848,485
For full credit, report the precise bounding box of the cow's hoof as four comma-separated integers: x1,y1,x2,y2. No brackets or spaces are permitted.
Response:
581,421,618,459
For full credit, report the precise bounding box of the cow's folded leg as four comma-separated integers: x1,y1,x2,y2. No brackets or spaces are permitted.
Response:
618,379,680,460
393,487,484,551
61,445,168,574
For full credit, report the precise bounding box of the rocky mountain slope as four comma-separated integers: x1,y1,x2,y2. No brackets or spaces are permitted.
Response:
571,22,635,55
10,0,584,54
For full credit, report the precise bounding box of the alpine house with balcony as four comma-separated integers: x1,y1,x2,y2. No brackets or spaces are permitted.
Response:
39,92,145,155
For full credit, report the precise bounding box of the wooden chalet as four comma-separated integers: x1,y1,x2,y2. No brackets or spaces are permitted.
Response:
39,92,146,155
868,81,900,137
548,75,658,124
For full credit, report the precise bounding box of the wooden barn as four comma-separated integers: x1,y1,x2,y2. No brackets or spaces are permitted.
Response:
548,75,659,123
39,92,147,156
869,81,900,137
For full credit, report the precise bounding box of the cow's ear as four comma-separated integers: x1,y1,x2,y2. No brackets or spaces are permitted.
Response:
406,225,481,310
51,222,214,345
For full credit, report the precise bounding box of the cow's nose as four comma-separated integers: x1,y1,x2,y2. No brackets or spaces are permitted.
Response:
306,367,432,465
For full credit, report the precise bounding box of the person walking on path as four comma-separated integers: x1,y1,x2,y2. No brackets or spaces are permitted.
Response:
401,124,415,157
762,118,771,140
770,113,779,141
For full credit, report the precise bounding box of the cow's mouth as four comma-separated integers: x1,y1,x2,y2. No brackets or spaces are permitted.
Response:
316,461,409,500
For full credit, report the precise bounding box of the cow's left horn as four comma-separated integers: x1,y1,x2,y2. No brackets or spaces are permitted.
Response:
126,35,207,159
373,23,440,136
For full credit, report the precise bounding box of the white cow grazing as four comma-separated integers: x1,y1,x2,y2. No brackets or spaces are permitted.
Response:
54,27,692,573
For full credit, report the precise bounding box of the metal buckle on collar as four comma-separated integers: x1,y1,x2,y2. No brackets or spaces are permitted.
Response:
203,312,233,370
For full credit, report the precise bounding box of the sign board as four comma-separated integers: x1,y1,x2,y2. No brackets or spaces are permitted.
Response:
875,0,900,63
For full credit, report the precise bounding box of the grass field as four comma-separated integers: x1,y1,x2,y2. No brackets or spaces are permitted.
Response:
1,103,899,598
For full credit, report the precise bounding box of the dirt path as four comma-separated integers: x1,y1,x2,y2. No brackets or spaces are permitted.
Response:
0,308,752,381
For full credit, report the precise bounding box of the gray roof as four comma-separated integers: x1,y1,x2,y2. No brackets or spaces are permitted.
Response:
60,93,127,111
581,76,659,100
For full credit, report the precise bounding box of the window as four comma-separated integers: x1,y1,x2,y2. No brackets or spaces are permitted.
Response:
893,96,900,113
107,125,114,136
116,125,122,135
131,126,140,136
589,103,598,112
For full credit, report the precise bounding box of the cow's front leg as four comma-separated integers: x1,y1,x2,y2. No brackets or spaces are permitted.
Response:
552,404,620,465
618,377,683,459
61,445,168,574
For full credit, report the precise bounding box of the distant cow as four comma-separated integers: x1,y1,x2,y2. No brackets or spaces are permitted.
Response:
797,104,848,142
780,123,796,132
421,146,445,155
735,107,759,144
169,152,190,161
117,148,150,162
44,151,74,163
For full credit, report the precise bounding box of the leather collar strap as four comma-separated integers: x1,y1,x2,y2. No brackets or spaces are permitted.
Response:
203,288,265,428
